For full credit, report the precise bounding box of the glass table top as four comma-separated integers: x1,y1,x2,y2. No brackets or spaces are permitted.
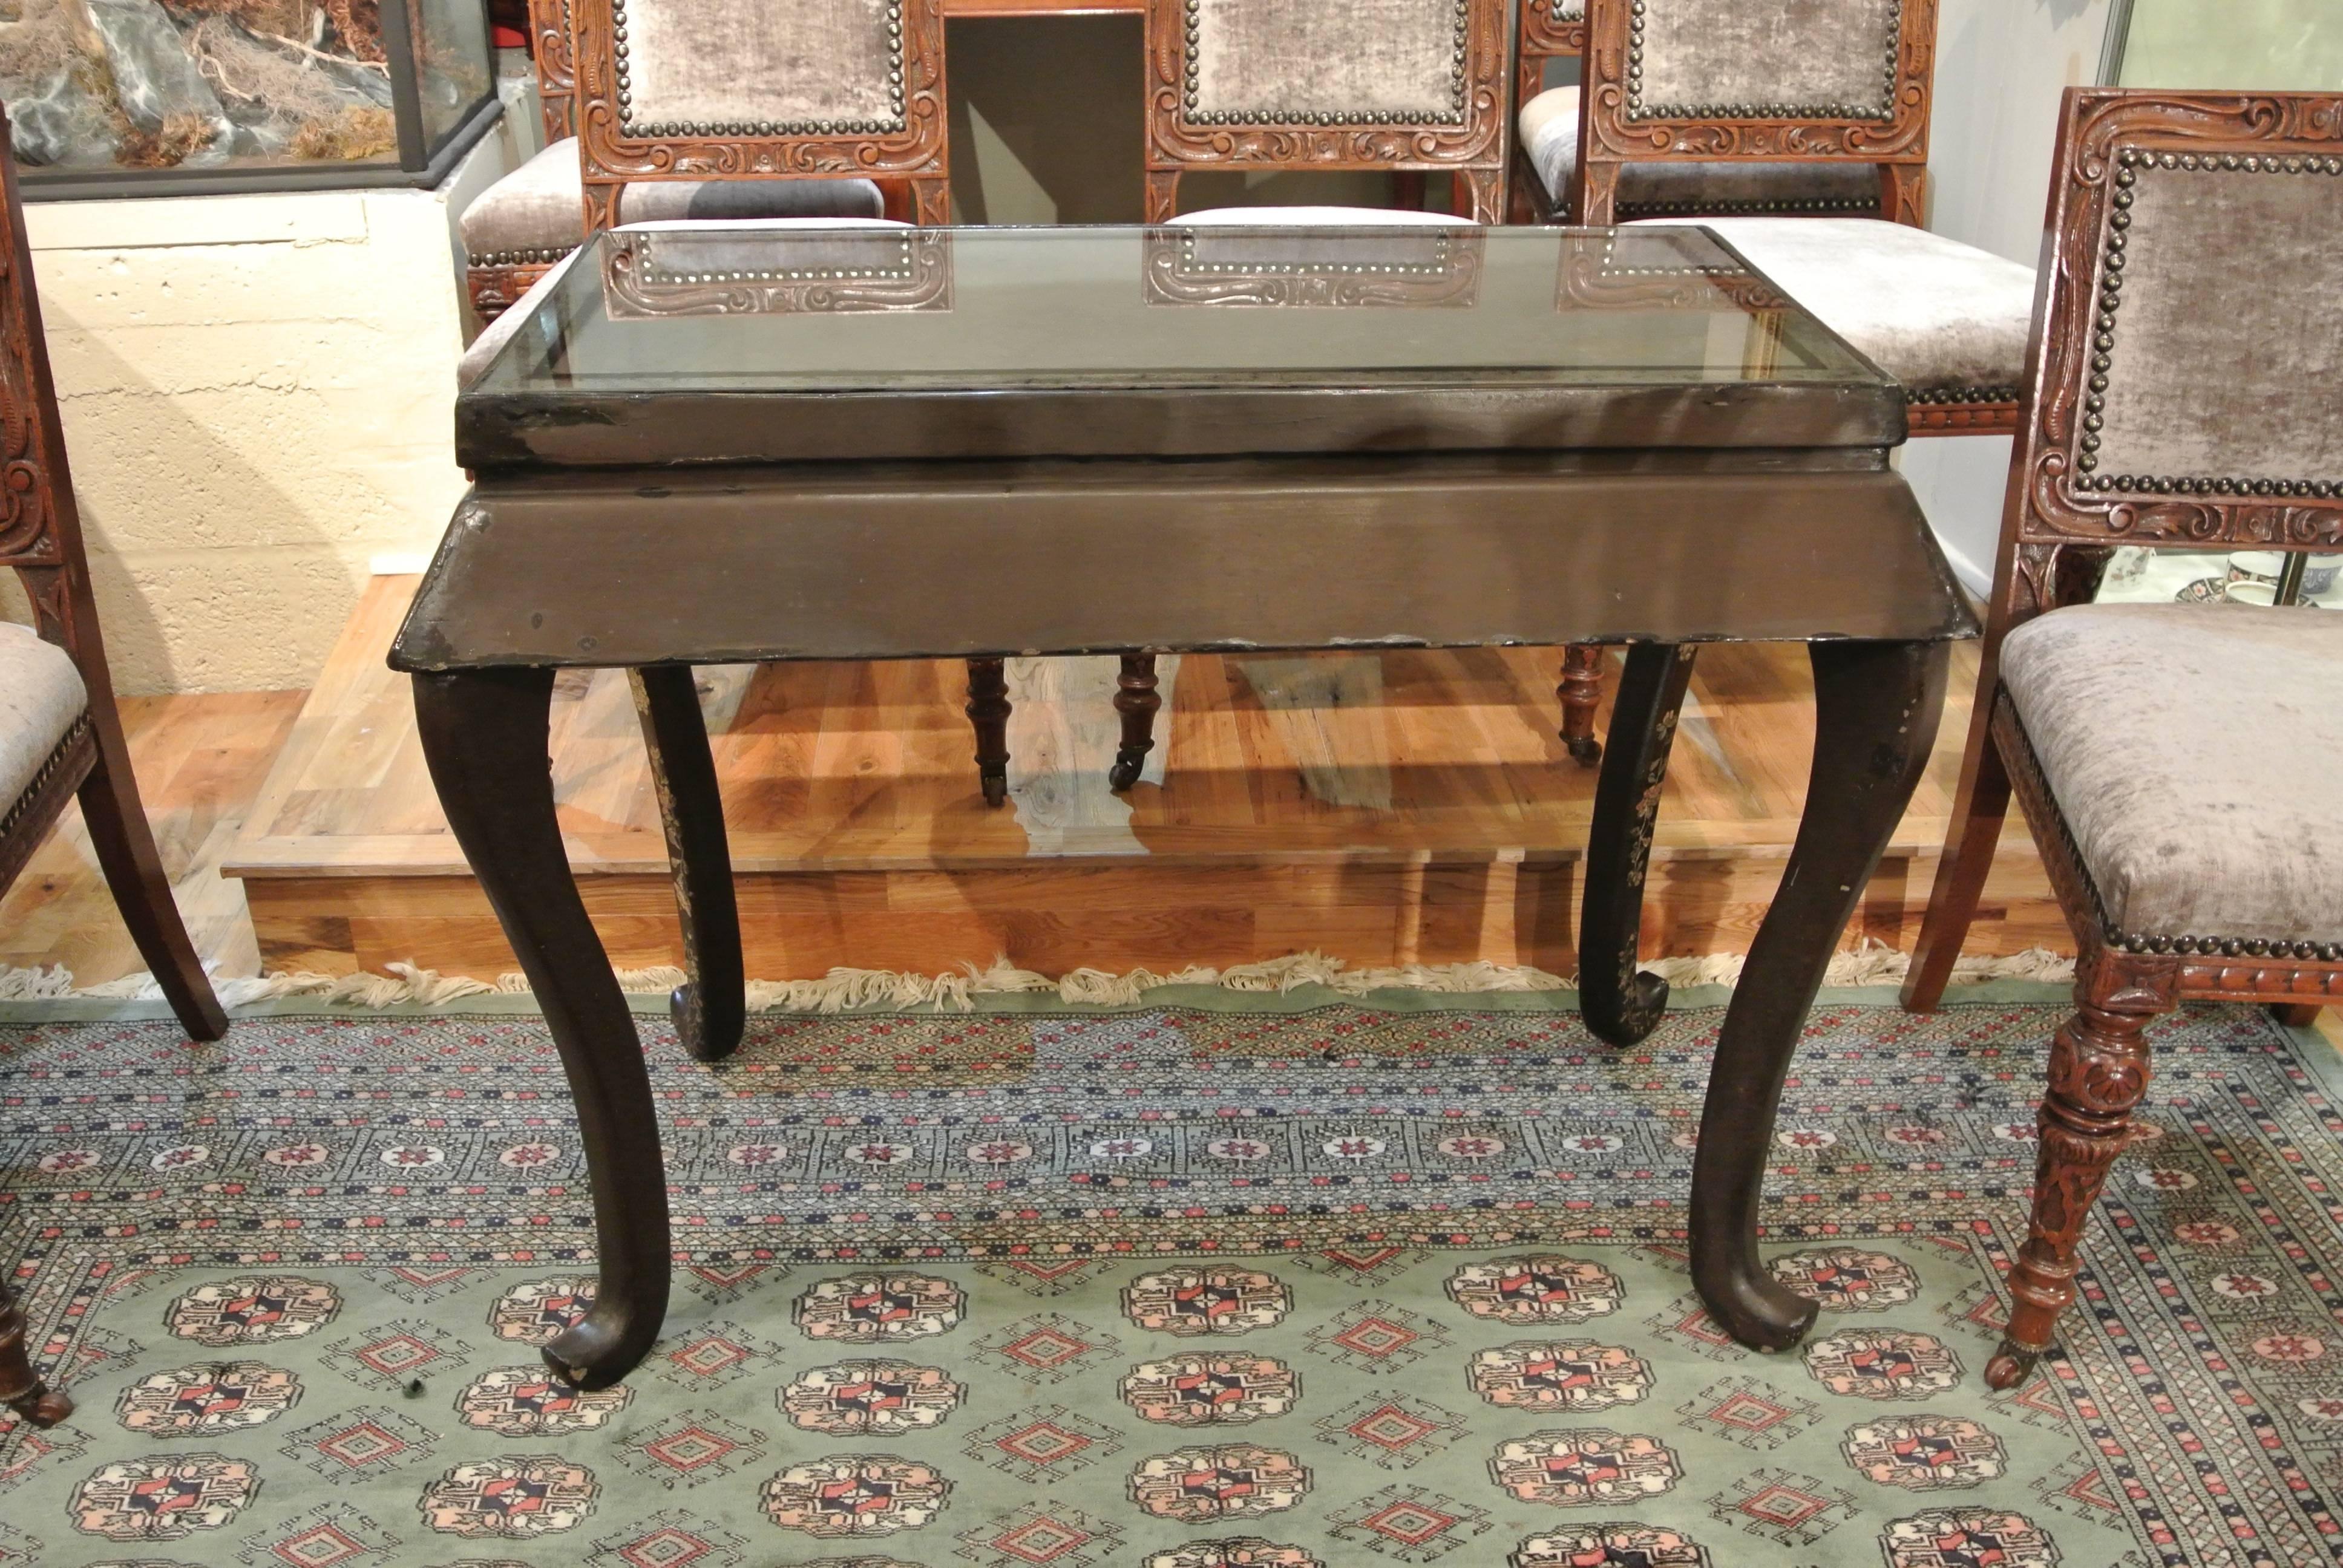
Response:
470,223,1887,397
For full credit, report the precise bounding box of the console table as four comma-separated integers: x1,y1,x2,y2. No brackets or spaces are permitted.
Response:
396,221,1973,1387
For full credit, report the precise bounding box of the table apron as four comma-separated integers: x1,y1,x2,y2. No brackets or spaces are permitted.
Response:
391,466,1976,670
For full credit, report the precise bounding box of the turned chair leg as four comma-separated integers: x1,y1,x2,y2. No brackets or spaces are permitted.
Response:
1987,985,2161,1390
1558,644,1605,766
966,657,1011,808
0,1277,70,1428
1109,653,1161,792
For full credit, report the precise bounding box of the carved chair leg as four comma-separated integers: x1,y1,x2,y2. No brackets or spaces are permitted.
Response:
1457,165,1502,224
1557,643,1606,766
1145,170,1181,223
1987,977,2164,1391
77,717,226,1042
911,176,951,226
1902,706,2014,1013
0,1276,71,1428
630,667,745,1063
1576,160,1619,226
966,657,1012,809
1109,653,1161,792
1579,644,1697,1047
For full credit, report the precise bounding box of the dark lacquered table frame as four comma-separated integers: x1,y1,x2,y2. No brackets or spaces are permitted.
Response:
395,232,1974,1389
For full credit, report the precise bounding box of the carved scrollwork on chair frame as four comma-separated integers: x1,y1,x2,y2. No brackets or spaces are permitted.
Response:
569,0,950,234
1141,227,1484,308
0,208,57,572
1516,0,1587,108
1579,0,1937,168
1555,232,1793,314
529,0,577,143
601,229,954,316
2019,91,2343,549
1141,0,1507,183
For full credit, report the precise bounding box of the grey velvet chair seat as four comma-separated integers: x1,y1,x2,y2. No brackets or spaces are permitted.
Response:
1519,87,1881,216
458,138,886,266
2000,603,2343,946
1630,215,2036,401
0,620,88,814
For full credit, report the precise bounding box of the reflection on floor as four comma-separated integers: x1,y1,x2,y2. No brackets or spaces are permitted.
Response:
194,577,2063,984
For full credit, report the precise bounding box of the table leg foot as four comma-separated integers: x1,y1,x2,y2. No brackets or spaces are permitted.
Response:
543,1300,663,1391
632,667,745,1063
415,668,673,1390
1691,640,1948,1351
1984,1341,2041,1392
1579,644,1696,1048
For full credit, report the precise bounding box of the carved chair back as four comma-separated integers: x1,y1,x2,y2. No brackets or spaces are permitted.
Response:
1573,0,1938,226
1516,0,1585,112
0,117,107,689
566,0,950,230
1991,90,2343,648
1142,0,1509,223
528,0,575,144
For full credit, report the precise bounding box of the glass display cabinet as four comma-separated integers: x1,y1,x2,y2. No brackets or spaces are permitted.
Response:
0,0,498,195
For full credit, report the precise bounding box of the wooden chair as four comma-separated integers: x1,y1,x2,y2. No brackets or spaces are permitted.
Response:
458,0,930,322
1141,0,1509,224
1507,0,1584,223
1066,0,1506,794
1541,0,2037,764
1896,88,2343,1389
0,105,232,1430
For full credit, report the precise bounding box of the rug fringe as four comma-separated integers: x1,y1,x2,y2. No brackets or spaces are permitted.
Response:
0,941,2076,1014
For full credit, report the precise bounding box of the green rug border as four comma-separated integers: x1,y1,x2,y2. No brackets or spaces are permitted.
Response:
0,977,2093,1025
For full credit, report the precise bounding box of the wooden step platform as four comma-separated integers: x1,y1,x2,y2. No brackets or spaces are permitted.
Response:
221,575,2064,981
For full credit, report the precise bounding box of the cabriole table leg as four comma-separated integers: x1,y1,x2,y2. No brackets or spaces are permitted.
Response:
631,665,746,1063
1579,643,1697,1048
1691,639,1948,1350
414,668,672,1389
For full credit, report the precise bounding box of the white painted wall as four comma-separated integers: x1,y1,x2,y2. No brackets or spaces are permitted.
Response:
1,94,526,694
1903,0,2114,593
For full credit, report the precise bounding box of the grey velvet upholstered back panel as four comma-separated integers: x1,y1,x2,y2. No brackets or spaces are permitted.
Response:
1635,0,1902,117
2092,158,2343,488
1188,0,1472,122
616,0,902,132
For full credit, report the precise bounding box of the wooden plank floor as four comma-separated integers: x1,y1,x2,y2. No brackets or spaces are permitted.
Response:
0,690,304,986
215,576,2066,981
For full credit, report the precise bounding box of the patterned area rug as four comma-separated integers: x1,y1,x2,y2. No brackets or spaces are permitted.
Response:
0,991,2336,1567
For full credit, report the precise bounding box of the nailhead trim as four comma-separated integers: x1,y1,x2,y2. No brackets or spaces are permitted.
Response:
612,0,909,138
1181,0,1472,128
2076,146,2343,497
632,232,922,285
0,711,91,843
1174,230,1457,276
1623,0,1900,123
1617,195,1878,220
467,247,570,267
1909,385,2020,407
